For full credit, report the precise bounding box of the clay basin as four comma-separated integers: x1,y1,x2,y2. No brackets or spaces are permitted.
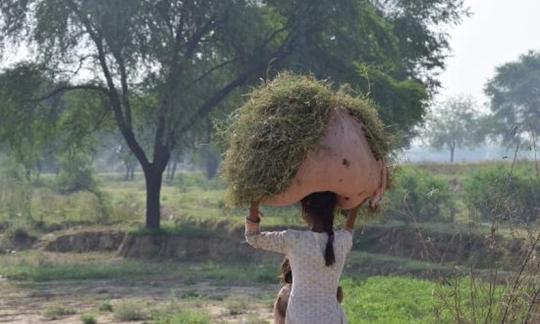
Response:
261,108,386,209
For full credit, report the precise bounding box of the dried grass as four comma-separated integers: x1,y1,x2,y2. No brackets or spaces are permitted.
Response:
220,73,391,207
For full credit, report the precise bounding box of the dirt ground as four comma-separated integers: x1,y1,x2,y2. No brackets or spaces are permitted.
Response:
0,276,274,323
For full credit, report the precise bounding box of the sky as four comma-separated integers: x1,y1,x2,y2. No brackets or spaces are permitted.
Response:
437,0,540,104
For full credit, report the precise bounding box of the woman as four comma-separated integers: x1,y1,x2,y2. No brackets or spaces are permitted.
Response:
245,191,359,324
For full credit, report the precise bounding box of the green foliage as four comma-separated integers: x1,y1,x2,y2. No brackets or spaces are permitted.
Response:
153,310,211,324
342,277,439,323
113,300,150,321
174,172,225,191
341,276,520,324
0,251,173,281
0,159,33,220
384,166,456,223
463,165,540,223
0,0,467,229
221,73,390,206
42,303,76,320
80,313,97,324
0,250,278,284
354,64,429,146
54,150,97,194
423,96,485,163
98,300,113,312
485,50,540,143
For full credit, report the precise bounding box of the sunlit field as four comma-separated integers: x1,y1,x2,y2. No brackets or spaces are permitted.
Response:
1,162,539,323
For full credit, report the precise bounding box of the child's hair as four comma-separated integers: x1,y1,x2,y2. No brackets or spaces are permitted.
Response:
279,258,292,284
301,191,337,266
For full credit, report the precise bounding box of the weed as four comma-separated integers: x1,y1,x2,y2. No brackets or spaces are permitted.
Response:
43,303,76,320
113,300,150,321
98,300,113,312
224,296,248,315
154,309,212,324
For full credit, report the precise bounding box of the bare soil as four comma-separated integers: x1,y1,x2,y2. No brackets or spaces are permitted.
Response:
0,276,274,323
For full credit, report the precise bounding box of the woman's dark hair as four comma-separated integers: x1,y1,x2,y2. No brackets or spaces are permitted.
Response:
279,258,292,284
301,191,337,266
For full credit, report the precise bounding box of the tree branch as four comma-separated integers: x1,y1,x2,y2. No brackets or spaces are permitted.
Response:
29,84,109,102
66,0,150,167
191,57,239,85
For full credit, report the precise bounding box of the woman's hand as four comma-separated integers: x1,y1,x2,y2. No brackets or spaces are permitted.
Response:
248,201,261,223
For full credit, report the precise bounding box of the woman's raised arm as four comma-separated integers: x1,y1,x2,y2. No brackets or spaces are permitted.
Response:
344,206,359,233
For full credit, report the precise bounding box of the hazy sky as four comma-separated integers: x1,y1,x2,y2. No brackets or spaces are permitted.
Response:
437,0,540,103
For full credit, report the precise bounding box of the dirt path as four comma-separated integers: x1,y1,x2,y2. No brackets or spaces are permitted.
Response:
0,276,275,323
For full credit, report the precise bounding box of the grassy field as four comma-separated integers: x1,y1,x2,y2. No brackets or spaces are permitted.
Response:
0,249,523,323
0,162,538,323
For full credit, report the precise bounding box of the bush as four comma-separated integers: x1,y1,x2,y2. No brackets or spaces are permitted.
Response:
80,313,97,324
383,166,456,223
43,303,76,320
98,300,113,312
54,151,97,194
463,165,540,223
113,300,149,321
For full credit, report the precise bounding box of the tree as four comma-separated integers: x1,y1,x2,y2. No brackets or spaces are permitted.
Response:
423,95,484,163
485,51,540,145
0,0,467,229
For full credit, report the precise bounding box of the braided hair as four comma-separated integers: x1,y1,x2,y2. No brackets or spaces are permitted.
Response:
301,191,337,266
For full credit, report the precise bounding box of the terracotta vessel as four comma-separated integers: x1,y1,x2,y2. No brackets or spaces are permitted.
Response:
262,108,387,209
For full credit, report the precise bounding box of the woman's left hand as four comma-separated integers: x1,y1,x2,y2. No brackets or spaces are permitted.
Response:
248,201,261,223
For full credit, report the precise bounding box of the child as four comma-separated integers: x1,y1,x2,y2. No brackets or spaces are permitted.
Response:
273,258,343,324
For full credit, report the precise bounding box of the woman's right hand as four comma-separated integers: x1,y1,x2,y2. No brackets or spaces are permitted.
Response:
344,206,359,232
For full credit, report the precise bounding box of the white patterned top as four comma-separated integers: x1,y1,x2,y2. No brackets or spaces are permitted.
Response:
246,228,352,324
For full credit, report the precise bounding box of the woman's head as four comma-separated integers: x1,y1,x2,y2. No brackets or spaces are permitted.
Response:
300,191,337,266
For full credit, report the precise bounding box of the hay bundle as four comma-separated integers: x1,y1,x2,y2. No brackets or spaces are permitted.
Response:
220,73,391,208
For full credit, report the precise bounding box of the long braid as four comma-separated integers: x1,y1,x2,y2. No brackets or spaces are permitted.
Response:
301,191,337,267
324,212,336,266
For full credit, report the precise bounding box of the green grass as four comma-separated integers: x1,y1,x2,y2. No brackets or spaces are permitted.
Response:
80,313,98,324
340,276,530,324
42,303,76,320
343,277,438,324
0,250,278,283
153,310,212,324
113,300,150,321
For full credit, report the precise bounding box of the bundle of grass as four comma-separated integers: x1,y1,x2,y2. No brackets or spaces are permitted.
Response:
220,73,391,207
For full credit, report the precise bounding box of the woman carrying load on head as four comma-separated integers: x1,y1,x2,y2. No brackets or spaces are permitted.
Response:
245,189,384,324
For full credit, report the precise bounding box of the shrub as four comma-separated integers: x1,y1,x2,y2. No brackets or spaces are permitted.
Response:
80,313,97,324
43,303,76,320
113,300,149,321
54,151,97,194
383,166,456,223
98,300,113,312
463,165,540,223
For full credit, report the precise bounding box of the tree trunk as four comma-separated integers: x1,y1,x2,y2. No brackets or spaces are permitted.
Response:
144,165,163,230
129,165,135,180
450,146,455,164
